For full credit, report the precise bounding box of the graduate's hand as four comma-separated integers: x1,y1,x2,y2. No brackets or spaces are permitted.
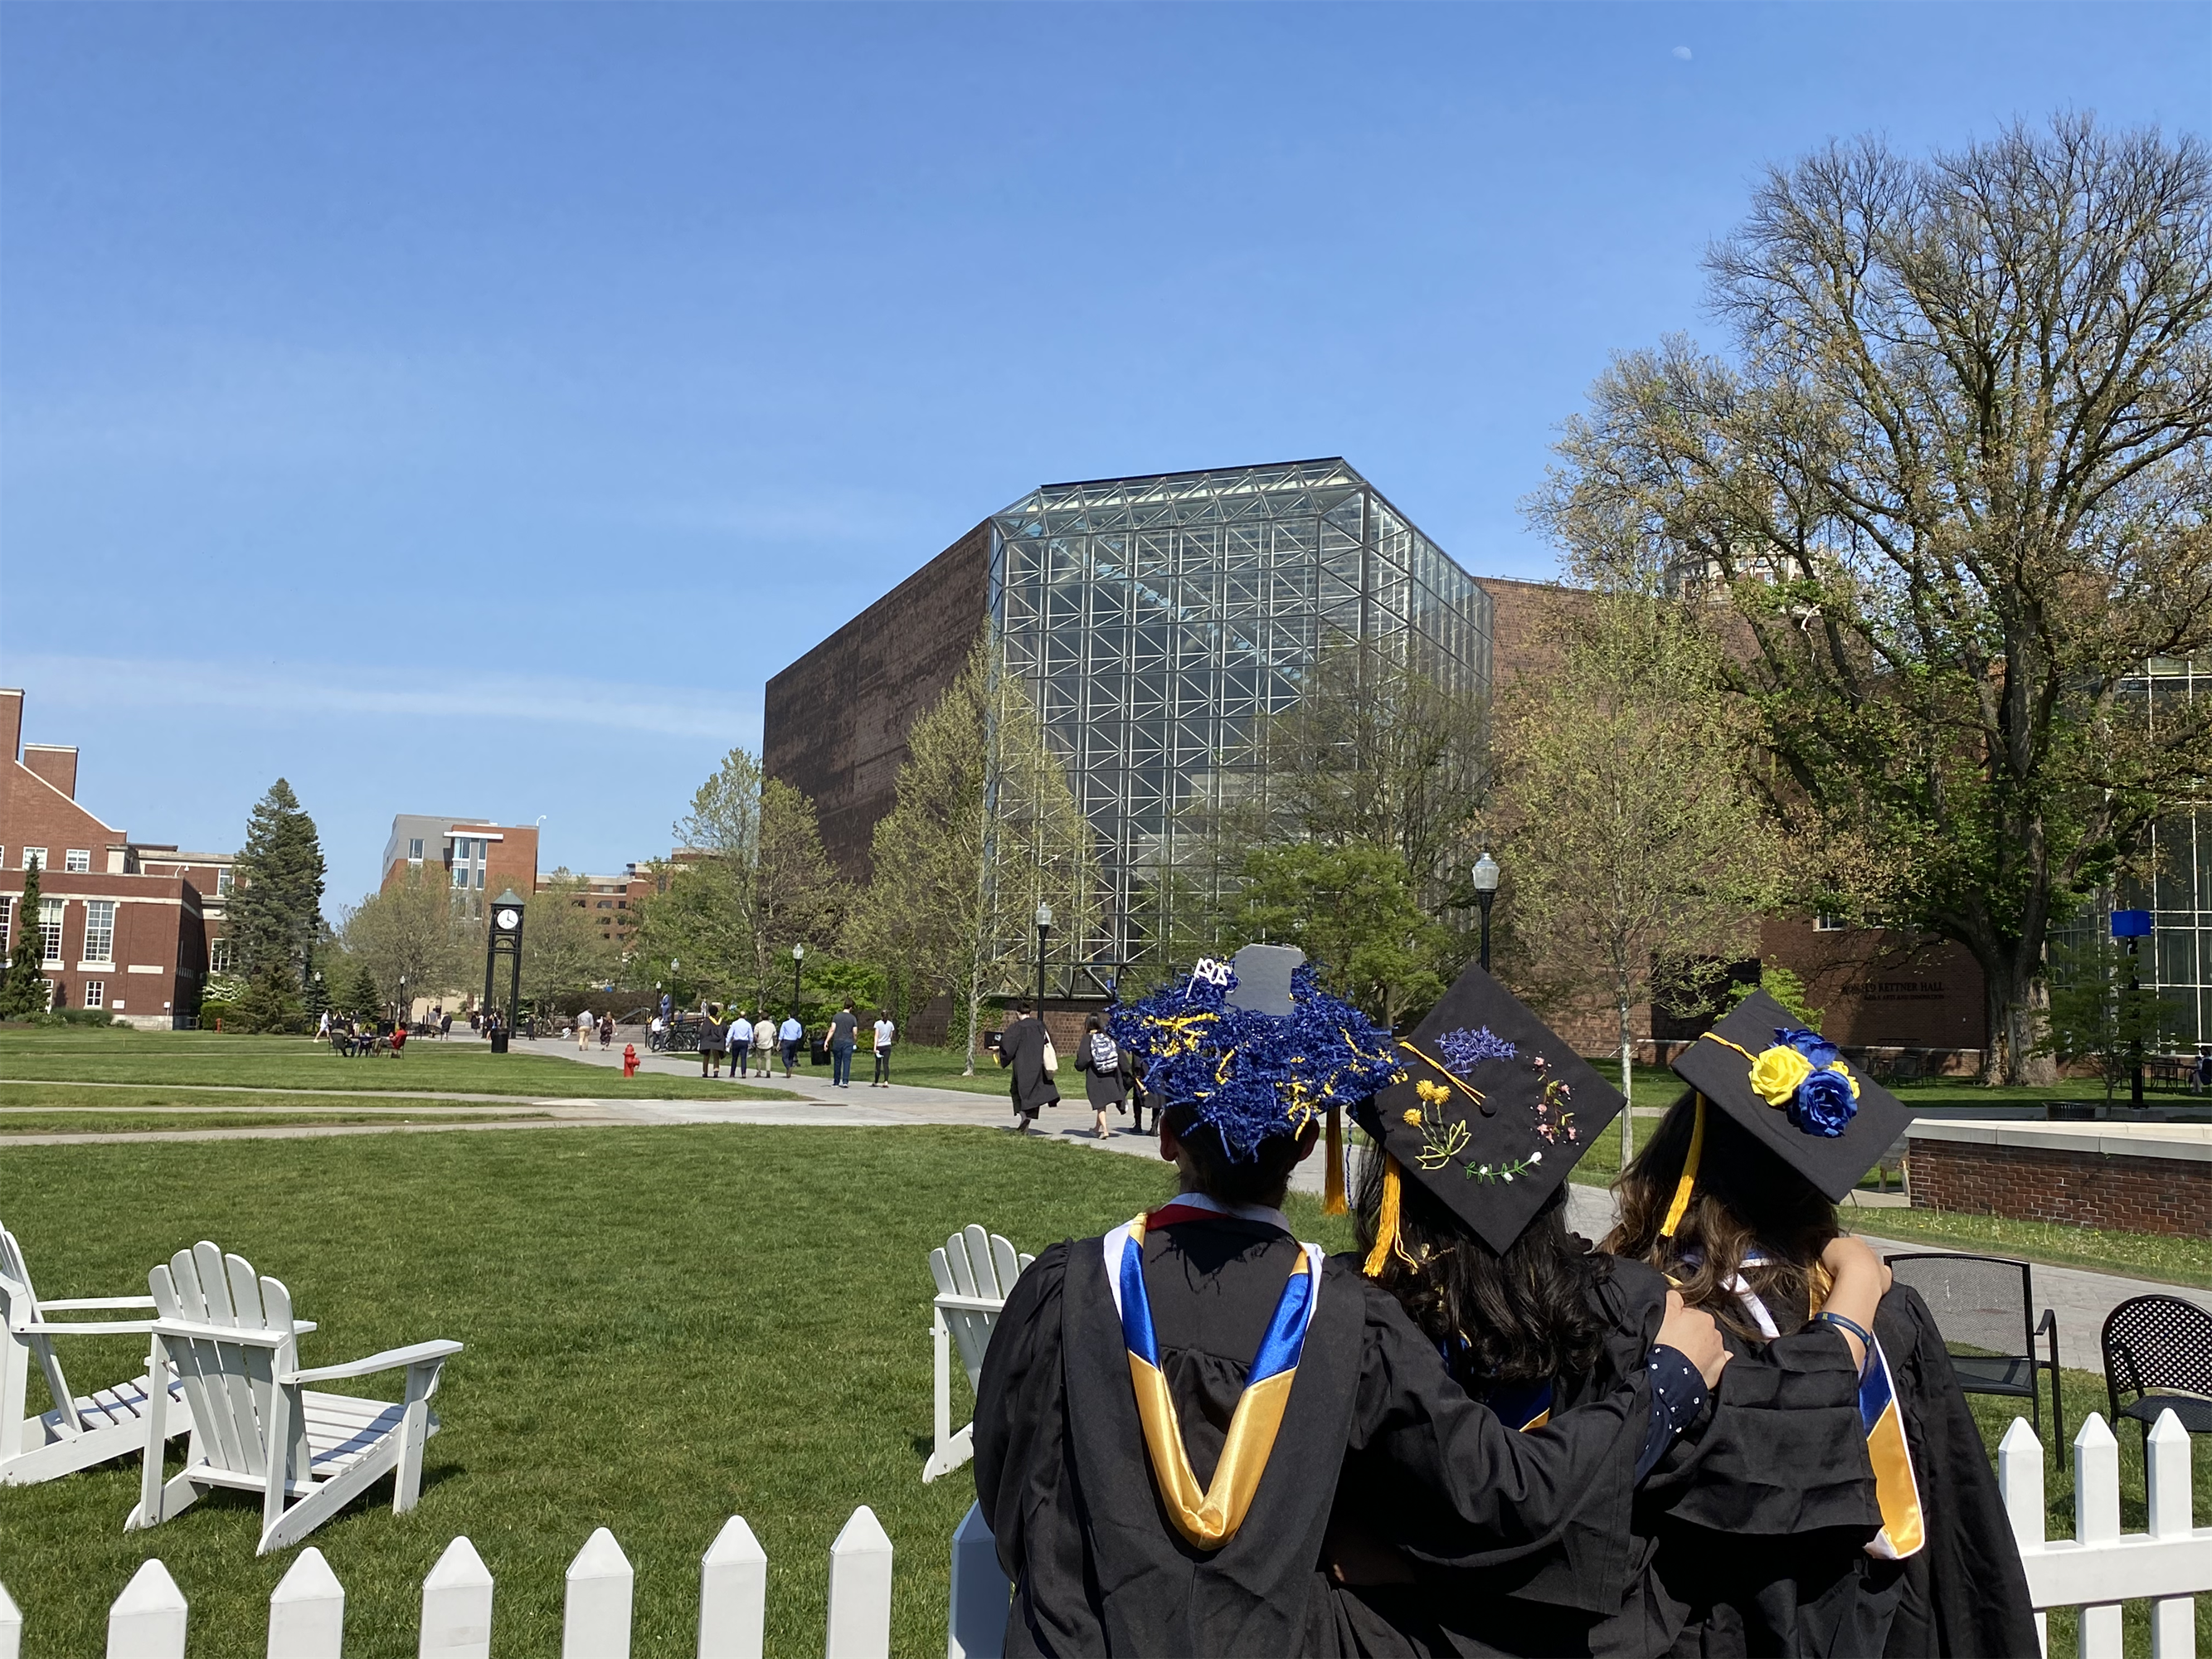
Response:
1658,1290,1728,1385
1321,1517,1417,1586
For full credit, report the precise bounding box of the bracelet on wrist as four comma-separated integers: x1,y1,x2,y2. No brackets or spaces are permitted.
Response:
1814,1309,1874,1355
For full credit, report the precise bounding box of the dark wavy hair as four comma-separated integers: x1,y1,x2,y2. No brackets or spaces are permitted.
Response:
1350,1146,1610,1389
1166,1105,1313,1208
1606,1091,1839,1340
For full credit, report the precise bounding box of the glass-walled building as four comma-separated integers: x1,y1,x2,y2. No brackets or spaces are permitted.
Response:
988,458,1491,965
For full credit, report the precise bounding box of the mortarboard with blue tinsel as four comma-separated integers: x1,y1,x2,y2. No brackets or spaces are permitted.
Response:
1108,944,1403,1213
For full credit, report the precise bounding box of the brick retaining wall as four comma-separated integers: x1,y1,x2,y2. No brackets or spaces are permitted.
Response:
1908,1140,2210,1237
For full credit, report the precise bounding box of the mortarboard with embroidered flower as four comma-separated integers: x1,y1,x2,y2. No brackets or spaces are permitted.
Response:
1350,962,1626,1256
1108,943,1402,1212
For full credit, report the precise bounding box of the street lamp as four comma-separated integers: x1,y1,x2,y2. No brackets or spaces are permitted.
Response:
1034,902,1053,1014
1471,852,1501,971
397,975,407,1033
2112,907,2153,1111
791,942,805,1015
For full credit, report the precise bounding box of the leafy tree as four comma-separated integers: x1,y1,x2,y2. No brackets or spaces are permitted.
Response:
0,855,48,1018
2038,932,2187,1109
1726,963,1824,1027
227,961,309,1034
1232,839,1446,1028
844,639,1098,1068
339,866,469,1017
1535,116,2212,1082
521,872,625,1005
227,780,328,987
1490,592,1780,1169
633,750,845,1014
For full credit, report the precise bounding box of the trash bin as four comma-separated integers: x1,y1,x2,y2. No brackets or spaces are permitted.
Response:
490,1030,509,1054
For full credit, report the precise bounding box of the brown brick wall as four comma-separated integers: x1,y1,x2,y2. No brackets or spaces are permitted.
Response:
763,521,992,882
1474,575,1593,687
1908,1141,2210,1237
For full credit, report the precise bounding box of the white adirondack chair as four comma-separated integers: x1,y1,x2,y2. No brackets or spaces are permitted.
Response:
0,1222,215,1486
126,1242,460,1554
923,1224,1034,1483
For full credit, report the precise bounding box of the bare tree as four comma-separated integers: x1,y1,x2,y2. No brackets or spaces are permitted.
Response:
1536,116,2212,1082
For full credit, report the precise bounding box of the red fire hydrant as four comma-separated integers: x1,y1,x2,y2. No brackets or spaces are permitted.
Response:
622,1043,639,1078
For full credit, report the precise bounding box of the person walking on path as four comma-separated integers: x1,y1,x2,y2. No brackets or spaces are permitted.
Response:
576,1010,593,1053
440,1009,454,1040
827,1000,859,1087
598,1013,614,1050
730,1009,751,1076
994,1000,1060,1132
871,1011,896,1087
649,1013,664,1053
701,1005,727,1078
1073,1012,1128,1138
778,1011,803,1077
755,1013,778,1077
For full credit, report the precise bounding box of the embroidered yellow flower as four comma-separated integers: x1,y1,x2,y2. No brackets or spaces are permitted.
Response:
1747,1043,1813,1106
1403,1109,1423,1126
1415,1079,1451,1108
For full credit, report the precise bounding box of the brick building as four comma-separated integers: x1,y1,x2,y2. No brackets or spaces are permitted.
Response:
0,688,210,1027
379,815,540,899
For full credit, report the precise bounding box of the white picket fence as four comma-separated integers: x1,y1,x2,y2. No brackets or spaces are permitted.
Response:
2001,1408,2212,1659
2,1412,2204,1659
0,1501,1015,1659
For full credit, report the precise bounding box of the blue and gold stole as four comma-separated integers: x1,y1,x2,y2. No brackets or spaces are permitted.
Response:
1103,1205,1324,1551
1856,1335,1926,1559
1484,1375,1554,1433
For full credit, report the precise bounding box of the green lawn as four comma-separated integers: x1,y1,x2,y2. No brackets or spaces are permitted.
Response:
870,1045,1018,1098
1849,1205,2212,1290
0,1111,551,1136
0,1029,797,1102
0,1126,1351,1657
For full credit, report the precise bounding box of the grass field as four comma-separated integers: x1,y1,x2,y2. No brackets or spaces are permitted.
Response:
0,1029,797,1102
0,1125,1353,1657
0,1111,552,1136
1845,1204,2212,1289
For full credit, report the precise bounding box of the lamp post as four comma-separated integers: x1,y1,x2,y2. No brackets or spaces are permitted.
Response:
397,975,407,1033
791,942,805,1016
2112,908,2153,1112
1034,902,1053,1015
1471,852,1500,971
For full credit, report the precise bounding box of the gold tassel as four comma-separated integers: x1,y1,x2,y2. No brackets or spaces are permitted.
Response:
1362,1155,1405,1277
1324,1102,1346,1215
1658,1093,1706,1241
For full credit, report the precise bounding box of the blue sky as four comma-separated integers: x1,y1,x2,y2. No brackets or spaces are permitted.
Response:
3,2,2205,905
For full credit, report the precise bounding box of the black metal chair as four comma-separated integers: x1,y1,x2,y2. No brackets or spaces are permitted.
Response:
1885,1253,2063,1444
2102,1294,2212,1452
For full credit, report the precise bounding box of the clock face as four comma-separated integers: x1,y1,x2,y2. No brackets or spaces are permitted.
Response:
496,908,521,931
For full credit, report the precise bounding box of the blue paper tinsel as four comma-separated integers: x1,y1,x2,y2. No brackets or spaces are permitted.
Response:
1106,962,1402,1163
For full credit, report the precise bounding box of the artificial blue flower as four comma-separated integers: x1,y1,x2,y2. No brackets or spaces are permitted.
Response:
1789,1067,1859,1137
1776,1026,1840,1068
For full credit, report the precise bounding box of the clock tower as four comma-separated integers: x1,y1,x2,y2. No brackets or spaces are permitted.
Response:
484,888,526,1047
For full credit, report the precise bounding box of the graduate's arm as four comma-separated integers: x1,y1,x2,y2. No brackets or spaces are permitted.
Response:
972,1240,1070,1568
1349,1279,1676,1569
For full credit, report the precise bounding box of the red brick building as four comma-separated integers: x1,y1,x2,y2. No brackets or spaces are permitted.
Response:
379,815,540,899
0,689,210,1026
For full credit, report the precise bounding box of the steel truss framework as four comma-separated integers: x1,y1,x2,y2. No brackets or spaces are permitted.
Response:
986,457,1491,967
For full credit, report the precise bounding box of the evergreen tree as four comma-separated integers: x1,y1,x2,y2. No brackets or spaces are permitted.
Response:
230,961,309,1034
0,856,48,1018
228,780,328,987
345,960,382,1020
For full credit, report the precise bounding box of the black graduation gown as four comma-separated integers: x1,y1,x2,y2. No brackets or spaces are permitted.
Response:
1875,1286,2039,1659
974,1214,1655,1659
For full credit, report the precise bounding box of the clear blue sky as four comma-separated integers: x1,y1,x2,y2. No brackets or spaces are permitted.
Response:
3,2,2205,906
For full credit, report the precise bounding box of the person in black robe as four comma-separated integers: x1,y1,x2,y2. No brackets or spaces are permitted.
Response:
1333,965,1889,1659
1607,991,2039,1658
973,946,1730,1659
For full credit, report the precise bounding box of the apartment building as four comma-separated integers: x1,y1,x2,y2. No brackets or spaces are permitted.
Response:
379,815,540,898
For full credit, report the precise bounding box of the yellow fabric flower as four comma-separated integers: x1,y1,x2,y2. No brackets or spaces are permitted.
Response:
1415,1079,1451,1108
1747,1044,1813,1106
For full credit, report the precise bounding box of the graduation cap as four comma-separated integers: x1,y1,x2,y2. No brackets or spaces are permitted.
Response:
1663,990,1910,1216
1350,964,1626,1258
1109,944,1402,1212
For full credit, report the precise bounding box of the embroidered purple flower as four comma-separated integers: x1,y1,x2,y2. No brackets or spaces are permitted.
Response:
1437,1025,1517,1075
1776,1027,1840,1068
1789,1066,1858,1137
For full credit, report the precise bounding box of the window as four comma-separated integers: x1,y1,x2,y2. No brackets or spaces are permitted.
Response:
39,898,64,964
210,938,232,972
216,868,235,896
452,862,469,889
83,980,104,1009
65,849,91,873
82,899,115,963
596,899,614,910
0,896,9,946
408,838,425,860
475,866,485,889
22,848,45,873
1814,914,1847,932
38,978,55,1011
